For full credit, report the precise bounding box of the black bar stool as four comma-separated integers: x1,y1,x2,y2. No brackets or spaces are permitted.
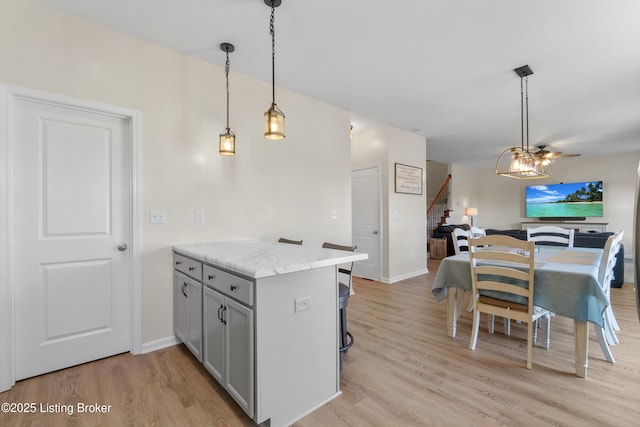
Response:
322,242,356,371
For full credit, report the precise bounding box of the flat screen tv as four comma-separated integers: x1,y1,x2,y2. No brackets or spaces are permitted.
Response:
526,181,603,219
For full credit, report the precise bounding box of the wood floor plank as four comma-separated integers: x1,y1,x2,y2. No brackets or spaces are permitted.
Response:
2,257,640,426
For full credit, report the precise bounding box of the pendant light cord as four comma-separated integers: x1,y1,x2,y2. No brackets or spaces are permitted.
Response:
520,77,524,151
270,3,276,105
225,49,230,131
525,76,529,151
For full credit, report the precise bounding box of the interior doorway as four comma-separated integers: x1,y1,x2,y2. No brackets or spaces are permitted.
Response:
351,166,381,281
0,84,141,391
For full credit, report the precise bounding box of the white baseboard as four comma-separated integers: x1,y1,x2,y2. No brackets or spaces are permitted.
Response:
382,268,428,284
141,335,180,354
624,256,635,284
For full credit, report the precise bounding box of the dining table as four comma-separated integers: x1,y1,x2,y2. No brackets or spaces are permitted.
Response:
431,245,608,377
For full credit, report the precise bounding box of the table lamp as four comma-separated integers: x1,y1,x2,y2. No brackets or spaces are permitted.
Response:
465,207,478,226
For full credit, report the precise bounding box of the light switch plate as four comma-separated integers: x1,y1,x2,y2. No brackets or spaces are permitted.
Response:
195,210,205,224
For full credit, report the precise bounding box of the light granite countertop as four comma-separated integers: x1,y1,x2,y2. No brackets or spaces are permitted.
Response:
173,240,368,279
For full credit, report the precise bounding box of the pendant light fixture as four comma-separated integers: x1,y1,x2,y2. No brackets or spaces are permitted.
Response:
219,42,236,156
264,0,285,140
496,65,551,179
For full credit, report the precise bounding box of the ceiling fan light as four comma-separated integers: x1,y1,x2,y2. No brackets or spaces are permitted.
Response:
496,146,551,179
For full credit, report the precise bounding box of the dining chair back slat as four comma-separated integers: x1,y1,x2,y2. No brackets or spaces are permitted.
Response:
526,225,575,247
452,228,471,255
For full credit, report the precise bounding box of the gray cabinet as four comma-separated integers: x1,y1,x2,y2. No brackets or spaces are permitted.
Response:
173,271,202,361
174,252,254,419
172,240,364,426
203,285,254,418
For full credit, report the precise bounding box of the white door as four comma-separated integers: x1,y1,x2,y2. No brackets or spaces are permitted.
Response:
13,97,131,380
351,167,381,281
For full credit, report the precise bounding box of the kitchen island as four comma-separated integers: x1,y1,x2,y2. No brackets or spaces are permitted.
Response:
172,240,367,427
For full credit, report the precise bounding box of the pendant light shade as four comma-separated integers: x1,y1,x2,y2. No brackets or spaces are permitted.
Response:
219,42,236,156
219,129,235,155
496,65,551,179
264,0,285,140
264,103,285,140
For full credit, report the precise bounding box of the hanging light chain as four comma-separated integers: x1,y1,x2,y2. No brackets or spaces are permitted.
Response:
225,49,230,130
270,2,276,105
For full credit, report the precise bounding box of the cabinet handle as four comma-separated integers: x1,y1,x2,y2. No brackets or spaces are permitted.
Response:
208,274,216,280
182,283,188,298
176,261,183,265
188,266,195,271
230,284,238,292
217,304,224,322
221,306,227,325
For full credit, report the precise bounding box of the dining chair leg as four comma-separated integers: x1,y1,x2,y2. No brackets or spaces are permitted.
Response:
540,315,550,350
595,325,615,363
470,309,481,350
526,321,533,370
603,310,620,345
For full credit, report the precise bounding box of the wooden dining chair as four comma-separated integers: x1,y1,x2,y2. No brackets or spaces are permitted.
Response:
594,231,624,363
468,234,550,369
526,225,575,247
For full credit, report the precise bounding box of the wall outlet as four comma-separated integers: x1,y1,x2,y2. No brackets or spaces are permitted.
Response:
294,296,311,313
330,210,338,220
150,209,167,224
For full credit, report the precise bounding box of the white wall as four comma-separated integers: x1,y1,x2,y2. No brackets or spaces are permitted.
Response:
450,151,640,252
0,1,353,345
352,126,427,282
387,127,428,281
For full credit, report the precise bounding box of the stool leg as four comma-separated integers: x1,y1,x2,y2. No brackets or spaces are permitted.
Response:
340,307,348,351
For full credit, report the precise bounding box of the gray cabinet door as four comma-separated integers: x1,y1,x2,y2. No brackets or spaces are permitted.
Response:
174,272,202,361
186,280,202,361
225,298,254,419
173,272,188,344
203,286,225,383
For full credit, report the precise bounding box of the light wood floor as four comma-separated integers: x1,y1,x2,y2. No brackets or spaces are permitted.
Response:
2,257,640,426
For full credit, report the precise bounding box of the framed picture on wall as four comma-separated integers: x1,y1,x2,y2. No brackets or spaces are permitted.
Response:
394,163,423,195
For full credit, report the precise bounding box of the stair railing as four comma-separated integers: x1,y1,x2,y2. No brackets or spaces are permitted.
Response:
427,174,452,250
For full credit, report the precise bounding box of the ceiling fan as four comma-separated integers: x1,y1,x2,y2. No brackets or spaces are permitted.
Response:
532,144,580,164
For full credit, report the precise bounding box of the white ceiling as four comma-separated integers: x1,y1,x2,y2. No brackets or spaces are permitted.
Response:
34,0,640,169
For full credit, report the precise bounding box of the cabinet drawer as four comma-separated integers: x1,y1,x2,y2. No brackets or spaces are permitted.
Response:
174,253,202,281
203,265,254,307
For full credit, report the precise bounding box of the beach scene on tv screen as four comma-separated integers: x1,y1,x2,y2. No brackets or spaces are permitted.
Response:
526,181,603,218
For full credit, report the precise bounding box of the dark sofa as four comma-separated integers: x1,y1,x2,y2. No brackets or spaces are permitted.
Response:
431,224,624,287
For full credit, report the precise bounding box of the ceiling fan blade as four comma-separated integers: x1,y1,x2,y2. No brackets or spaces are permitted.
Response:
549,153,581,159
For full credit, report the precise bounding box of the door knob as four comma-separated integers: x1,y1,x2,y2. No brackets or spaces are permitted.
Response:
117,243,128,251
373,230,378,235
